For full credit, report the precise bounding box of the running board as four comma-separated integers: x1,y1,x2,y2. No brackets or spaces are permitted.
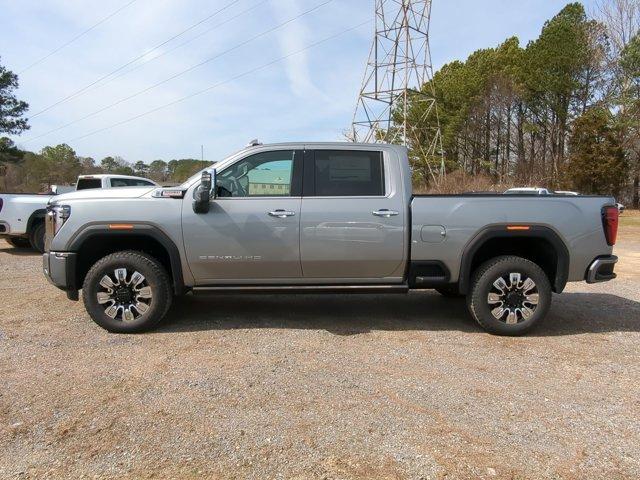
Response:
192,284,409,295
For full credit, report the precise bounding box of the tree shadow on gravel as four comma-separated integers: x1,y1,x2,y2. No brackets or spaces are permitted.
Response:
157,291,640,337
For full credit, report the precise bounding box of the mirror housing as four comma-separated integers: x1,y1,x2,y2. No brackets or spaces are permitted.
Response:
192,170,215,214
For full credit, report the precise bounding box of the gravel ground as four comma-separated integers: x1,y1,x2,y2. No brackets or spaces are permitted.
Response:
1,214,639,479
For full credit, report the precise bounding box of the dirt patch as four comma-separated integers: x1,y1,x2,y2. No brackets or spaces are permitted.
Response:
0,227,639,479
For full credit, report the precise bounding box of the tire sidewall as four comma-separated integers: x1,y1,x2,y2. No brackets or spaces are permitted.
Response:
83,252,171,333
30,223,46,253
469,257,551,335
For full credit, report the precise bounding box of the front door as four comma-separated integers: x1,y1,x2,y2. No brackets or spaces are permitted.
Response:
300,149,406,280
183,149,303,284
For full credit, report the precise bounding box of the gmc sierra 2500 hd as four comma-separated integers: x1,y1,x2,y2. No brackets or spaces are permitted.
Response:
43,143,619,335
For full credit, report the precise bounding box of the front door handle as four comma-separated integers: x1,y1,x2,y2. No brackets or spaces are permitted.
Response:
268,210,296,218
372,209,399,217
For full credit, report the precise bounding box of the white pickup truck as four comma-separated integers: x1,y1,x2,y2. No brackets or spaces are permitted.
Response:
1,174,158,252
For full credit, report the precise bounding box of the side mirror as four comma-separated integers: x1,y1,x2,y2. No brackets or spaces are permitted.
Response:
192,170,215,214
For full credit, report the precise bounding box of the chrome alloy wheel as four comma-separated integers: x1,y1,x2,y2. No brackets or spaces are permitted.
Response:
487,272,539,325
96,268,153,322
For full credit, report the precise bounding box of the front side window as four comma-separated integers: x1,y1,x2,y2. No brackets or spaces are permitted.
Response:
216,150,296,197
313,150,384,197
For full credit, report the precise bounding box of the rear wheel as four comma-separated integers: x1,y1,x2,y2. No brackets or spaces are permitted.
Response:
467,256,551,336
82,251,173,333
29,222,46,253
7,236,32,249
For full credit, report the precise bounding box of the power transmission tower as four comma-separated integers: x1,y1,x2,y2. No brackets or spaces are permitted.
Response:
351,0,444,182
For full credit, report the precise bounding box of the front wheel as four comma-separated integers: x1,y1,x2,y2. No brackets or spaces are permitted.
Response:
82,251,173,333
467,256,552,336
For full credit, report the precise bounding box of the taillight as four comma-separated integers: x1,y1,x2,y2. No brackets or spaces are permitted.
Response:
602,205,619,246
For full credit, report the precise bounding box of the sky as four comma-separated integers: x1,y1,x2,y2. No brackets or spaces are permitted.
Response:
0,0,600,163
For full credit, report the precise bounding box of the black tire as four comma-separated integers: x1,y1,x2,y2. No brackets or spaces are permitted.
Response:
467,255,551,336
7,236,32,249
29,222,46,253
435,286,463,298
82,250,173,333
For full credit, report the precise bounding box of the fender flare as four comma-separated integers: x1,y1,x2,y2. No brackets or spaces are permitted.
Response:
68,223,186,295
458,225,570,294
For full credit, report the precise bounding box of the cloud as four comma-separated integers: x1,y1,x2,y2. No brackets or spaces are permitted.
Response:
270,0,318,98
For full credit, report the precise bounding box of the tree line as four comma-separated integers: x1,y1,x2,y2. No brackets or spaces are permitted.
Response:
0,137,211,192
402,1,639,206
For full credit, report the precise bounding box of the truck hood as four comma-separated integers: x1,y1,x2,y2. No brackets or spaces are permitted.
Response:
52,186,156,202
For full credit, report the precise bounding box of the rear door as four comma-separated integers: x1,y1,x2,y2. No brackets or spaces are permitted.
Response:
300,148,405,281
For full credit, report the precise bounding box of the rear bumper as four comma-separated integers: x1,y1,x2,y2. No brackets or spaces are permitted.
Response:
43,252,79,299
586,255,618,283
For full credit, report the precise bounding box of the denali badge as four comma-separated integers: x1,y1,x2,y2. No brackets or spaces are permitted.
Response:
199,255,263,261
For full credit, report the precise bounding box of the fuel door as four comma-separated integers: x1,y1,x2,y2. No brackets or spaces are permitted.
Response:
420,225,446,243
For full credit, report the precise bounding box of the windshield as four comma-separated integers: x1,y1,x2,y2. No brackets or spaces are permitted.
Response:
179,148,246,187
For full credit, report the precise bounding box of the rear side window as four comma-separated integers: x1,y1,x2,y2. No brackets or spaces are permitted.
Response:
312,150,384,197
110,178,154,187
76,178,102,190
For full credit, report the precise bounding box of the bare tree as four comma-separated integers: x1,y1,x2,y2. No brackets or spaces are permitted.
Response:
595,0,640,55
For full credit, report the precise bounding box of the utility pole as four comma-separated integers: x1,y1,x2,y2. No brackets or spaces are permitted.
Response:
351,0,444,182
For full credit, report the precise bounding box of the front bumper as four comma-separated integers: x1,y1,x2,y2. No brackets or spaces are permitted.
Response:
586,255,618,283
43,252,79,300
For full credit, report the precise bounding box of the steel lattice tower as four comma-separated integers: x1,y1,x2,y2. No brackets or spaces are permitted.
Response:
351,0,444,180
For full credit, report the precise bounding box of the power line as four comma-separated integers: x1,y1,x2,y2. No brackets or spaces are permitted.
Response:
99,0,270,90
19,0,140,74
30,0,243,118
23,0,333,144
67,19,372,144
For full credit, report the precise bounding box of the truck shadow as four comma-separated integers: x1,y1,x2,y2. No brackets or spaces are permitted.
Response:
0,245,39,256
158,291,640,337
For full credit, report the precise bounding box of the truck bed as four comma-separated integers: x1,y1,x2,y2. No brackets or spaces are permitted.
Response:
410,194,615,285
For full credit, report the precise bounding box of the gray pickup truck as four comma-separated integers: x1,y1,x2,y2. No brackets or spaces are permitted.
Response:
43,142,619,335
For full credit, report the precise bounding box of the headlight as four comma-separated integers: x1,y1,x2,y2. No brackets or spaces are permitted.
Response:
46,204,71,237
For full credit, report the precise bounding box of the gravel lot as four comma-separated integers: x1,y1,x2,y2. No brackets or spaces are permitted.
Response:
1,213,639,479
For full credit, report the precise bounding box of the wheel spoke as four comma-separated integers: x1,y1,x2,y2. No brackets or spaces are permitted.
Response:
491,306,505,319
130,271,145,288
115,268,127,285
134,301,149,314
522,277,536,293
487,292,502,303
506,310,518,324
509,273,521,289
123,308,135,322
520,305,535,320
525,293,539,305
97,292,112,304
104,304,119,318
137,286,153,299
493,277,508,293
100,275,115,290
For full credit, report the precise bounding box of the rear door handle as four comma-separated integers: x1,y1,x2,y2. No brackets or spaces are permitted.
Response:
268,210,296,218
372,209,399,217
